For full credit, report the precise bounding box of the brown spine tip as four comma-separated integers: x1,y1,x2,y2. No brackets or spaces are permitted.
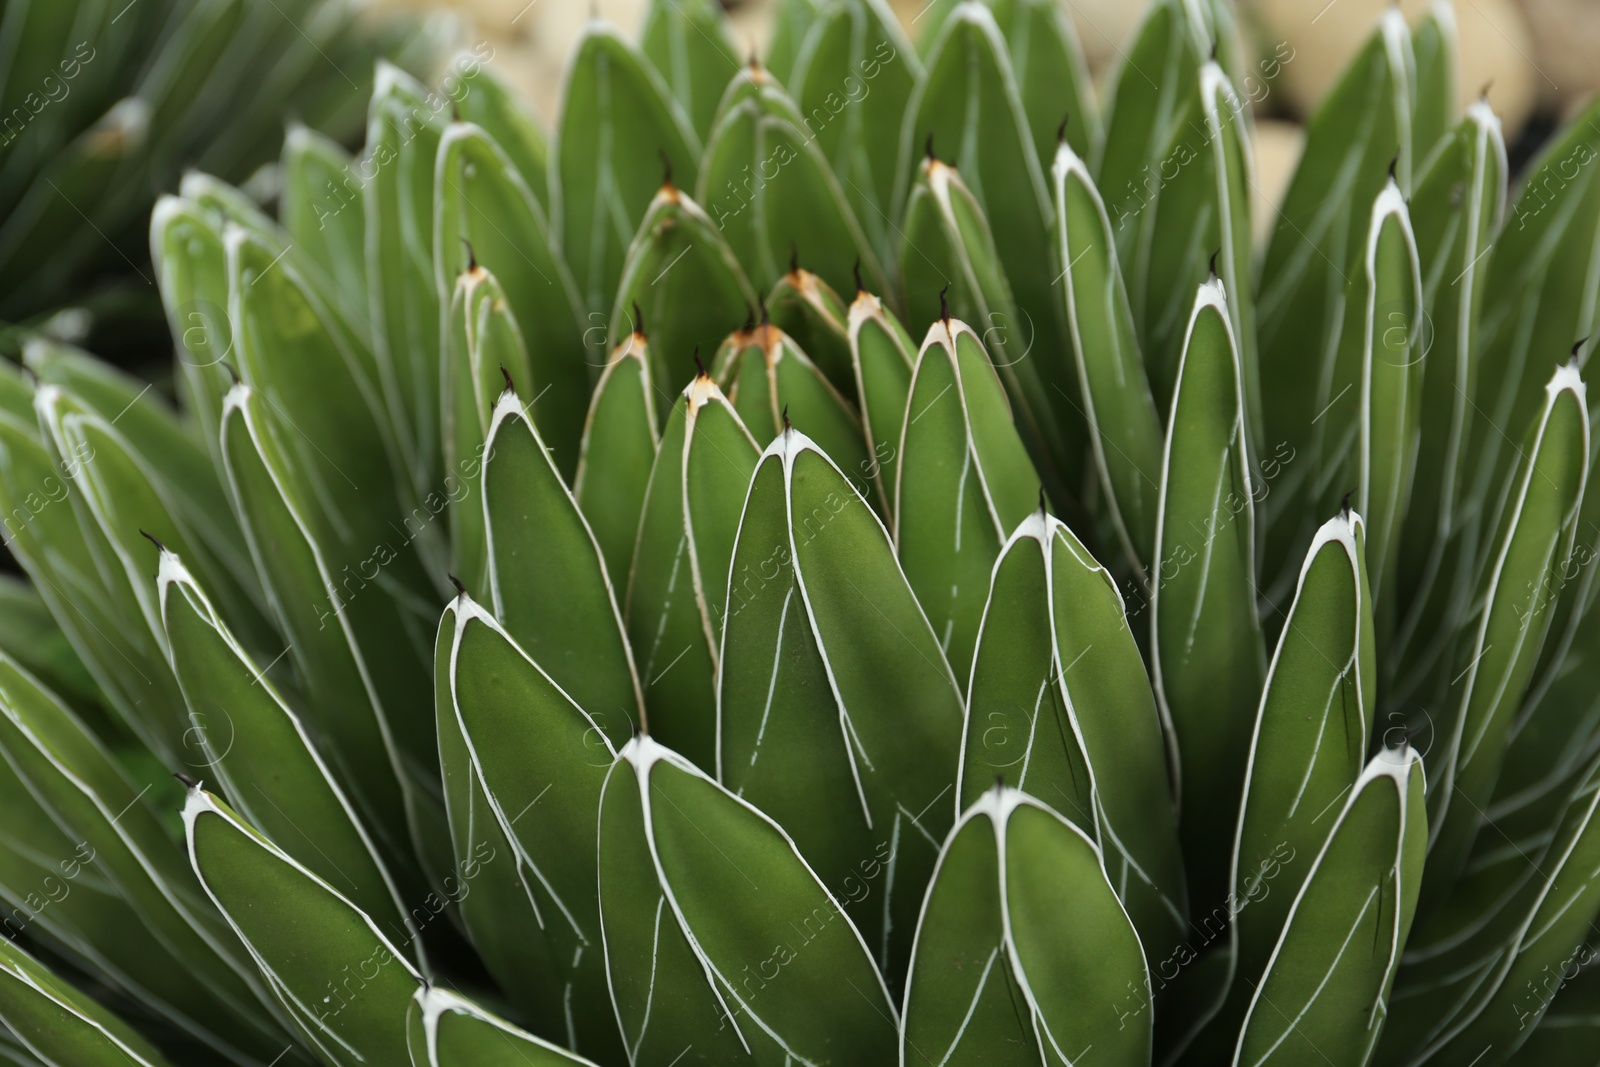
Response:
633,301,646,338
1572,336,1589,363
222,362,241,387
693,346,707,379
173,772,198,789
789,241,800,276
448,573,466,597
781,403,791,432
743,303,757,332
1388,153,1399,182
1209,37,1218,62
1209,249,1221,279
939,284,951,325
1480,78,1494,101
1340,490,1353,519
660,149,674,190
1038,486,1046,516
994,773,1005,792
500,364,516,396
139,529,168,553
758,295,769,327
925,131,936,162
461,238,476,272
853,257,865,295
1056,112,1070,144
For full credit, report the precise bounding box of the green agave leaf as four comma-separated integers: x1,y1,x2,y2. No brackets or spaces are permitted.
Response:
0,655,291,1063
718,428,965,985
404,986,598,1065
847,288,917,521
183,787,423,1065
599,735,899,1063
1051,138,1164,571
899,157,1074,500
960,511,1186,954
1381,750,1600,1065
984,0,1099,167
482,390,643,750
1312,181,1425,602
625,373,759,770
894,318,1038,678
766,265,855,396
766,0,826,85
1234,748,1426,1067
281,123,367,317
149,195,235,462
363,63,448,488
0,576,97,710
217,384,436,878
1194,511,1377,1054
440,594,624,1062
1133,62,1259,438
452,53,551,206
901,5,1071,476
0,937,175,1067
1510,962,1600,1063
695,72,887,297
435,122,589,480
714,321,870,480
901,787,1151,1066
1409,1,1458,168
575,330,662,585
640,0,741,143
609,185,758,417
555,20,700,311
1151,280,1266,905
790,0,919,260
1426,363,1590,897
0,411,182,754
1393,102,1507,686
1258,10,1414,563
158,550,421,963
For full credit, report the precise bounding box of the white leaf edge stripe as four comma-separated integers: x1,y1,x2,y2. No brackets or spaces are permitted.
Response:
1430,363,1590,836
1050,138,1152,575
573,331,661,499
481,388,647,725
1224,510,1369,1008
892,317,1015,551
411,985,599,1066
0,942,167,1067
681,375,760,674
0,654,286,1047
897,785,1150,1066
743,326,864,440
716,426,965,836
1199,60,1258,421
610,185,758,342
156,550,422,968
958,510,1185,929
443,592,616,948
181,786,424,1065
788,0,919,106
1148,277,1258,812
1232,747,1424,1067
1355,179,1424,590
600,734,896,1063
219,384,418,803
914,160,1019,362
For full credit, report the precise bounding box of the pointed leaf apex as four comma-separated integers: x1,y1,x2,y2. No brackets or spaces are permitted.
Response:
852,257,865,295
173,772,199,790
632,301,646,338
925,131,937,162
1056,112,1070,143
139,529,168,554
789,241,800,276
660,149,674,191
939,284,951,325
500,364,516,397
693,346,708,379
448,573,467,598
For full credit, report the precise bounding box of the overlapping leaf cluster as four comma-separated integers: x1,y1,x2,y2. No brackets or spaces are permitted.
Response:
0,0,1596,1065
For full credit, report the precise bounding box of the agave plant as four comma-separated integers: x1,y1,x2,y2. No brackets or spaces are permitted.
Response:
0,0,437,328
0,0,1596,1064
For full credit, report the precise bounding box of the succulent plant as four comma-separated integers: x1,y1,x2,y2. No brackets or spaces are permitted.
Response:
0,0,437,330
0,0,1596,1064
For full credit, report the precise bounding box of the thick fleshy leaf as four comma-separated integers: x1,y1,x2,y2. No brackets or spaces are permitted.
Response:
789,0,919,259
280,123,366,316
183,787,423,1065
1426,364,1590,894
436,123,589,478
766,0,825,85
0,576,97,710
575,331,661,584
0,937,174,1067
847,288,916,520
625,374,759,770
158,551,420,961
901,788,1151,1066
1409,1,1458,165
960,512,1186,953
404,986,598,1066
453,53,551,206
555,21,700,311
894,318,1038,677
149,195,235,462
1312,182,1425,601
481,390,643,749
717,429,965,986
696,71,887,297
1235,749,1426,1067
984,0,1099,167
609,185,758,415
640,0,740,143
766,265,855,396
599,735,899,1063
1051,138,1164,570
1151,280,1266,905
439,595,624,1061
1259,11,1414,559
